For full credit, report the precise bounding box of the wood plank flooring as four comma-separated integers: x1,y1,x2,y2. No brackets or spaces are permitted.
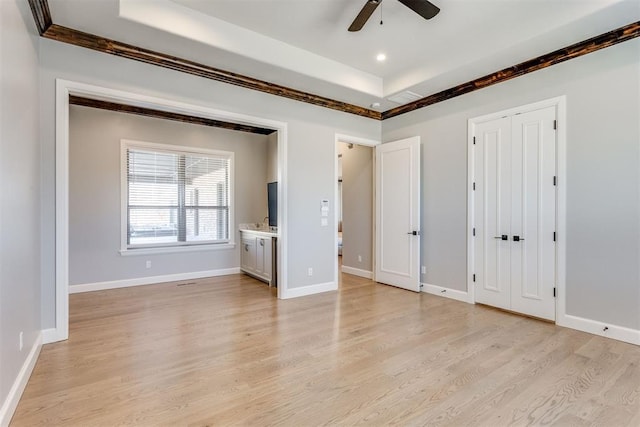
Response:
11,273,640,426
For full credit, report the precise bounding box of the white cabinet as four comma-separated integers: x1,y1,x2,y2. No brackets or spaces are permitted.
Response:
241,236,257,273
240,230,276,286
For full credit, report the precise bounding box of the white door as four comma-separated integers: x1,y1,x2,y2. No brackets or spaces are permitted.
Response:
474,117,512,310
375,136,421,292
473,107,557,320
510,107,557,320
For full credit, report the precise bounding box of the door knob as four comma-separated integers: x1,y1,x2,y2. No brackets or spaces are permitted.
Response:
407,231,420,236
513,235,524,242
494,235,508,240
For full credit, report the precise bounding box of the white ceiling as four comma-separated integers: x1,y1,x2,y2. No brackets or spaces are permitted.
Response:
49,0,640,111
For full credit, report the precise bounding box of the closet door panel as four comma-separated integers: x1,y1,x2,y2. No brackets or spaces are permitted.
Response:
474,117,511,310
510,106,557,320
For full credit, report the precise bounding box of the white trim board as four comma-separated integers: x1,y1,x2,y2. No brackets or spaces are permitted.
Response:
341,266,373,279
41,328,59,345
422,283,474,304
69,268,241,294
558,314,640,346
280,281,337,299
0,332,42,427
54,78,289,343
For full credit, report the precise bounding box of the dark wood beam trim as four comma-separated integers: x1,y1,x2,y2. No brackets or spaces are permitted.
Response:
28,0,638,122
69,95,276,135
27,0,52,36
383,21,640,120
42,24,381,120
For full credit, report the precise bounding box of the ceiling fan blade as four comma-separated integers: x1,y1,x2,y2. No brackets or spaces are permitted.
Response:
397,0,440,20
348,0,382,32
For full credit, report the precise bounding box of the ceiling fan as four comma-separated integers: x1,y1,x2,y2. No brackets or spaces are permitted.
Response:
348,0,440,32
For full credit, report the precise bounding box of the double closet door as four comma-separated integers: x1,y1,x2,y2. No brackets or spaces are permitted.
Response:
472,106,557,321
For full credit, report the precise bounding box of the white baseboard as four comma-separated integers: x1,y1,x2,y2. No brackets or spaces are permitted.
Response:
341,265,373,279
558,314,640,346
422,283,474,304
41,328,63,345
281,281,337,299
0,332,42,427
69,268,242,294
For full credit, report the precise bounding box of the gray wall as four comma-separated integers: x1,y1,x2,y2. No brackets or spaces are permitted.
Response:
69,106,271,285
339,143,373,272
0,0,41,411
39,39,380,327
383,39,640,330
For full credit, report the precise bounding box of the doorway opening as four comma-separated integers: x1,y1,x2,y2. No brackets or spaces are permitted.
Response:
50,79,288,344
334,134,379,287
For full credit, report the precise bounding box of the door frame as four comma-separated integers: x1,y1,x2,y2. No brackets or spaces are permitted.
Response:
48,79,289,343
467,95,567,322
334,134,380,286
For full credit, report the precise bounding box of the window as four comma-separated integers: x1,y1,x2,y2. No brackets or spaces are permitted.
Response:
122,140,233,250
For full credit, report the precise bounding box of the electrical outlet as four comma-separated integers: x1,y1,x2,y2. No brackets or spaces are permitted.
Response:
358,255,362,262
19,331,23,351
421,266,426,274
146,260,151,269
307,267,313,276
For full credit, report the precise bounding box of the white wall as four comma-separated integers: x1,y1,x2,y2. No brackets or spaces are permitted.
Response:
39,39,381,328
0,0,42,420
339,143,373,272
69,106,272,285
383,39,640,330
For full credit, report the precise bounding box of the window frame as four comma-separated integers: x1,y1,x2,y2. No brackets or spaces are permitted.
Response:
120,139,235,255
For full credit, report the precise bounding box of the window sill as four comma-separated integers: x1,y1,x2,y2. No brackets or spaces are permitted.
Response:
119,243,236,257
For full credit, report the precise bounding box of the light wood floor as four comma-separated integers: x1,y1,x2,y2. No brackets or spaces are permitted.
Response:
12,273,640,426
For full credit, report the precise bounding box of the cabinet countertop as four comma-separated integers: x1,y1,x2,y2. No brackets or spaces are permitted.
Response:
239,228,278,238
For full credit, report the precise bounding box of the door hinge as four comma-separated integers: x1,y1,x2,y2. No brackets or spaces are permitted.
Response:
553,120,557,130
553,231,556,242
553,176,557,186
473,227,476,236
473,136,476,145
473,274,476,282
553,287,556,298
473,182,476,191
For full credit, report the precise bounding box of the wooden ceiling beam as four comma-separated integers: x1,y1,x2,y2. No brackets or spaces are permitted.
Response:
383,21,640,120
69,95,276,135
41,24,382,120
26,1,640,121
27,0,52,35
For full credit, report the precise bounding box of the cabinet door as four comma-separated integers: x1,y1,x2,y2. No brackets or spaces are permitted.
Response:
241,237,256,272
255,238,265,275
263,238,272,281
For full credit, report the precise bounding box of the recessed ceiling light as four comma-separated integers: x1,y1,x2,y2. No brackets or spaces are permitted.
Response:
376,53,386,62
370,102,381,108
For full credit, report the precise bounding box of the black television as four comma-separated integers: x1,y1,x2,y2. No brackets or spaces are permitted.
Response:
267,182,277,228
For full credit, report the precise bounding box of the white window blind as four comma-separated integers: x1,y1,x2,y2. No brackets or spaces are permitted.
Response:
124,142,231,249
